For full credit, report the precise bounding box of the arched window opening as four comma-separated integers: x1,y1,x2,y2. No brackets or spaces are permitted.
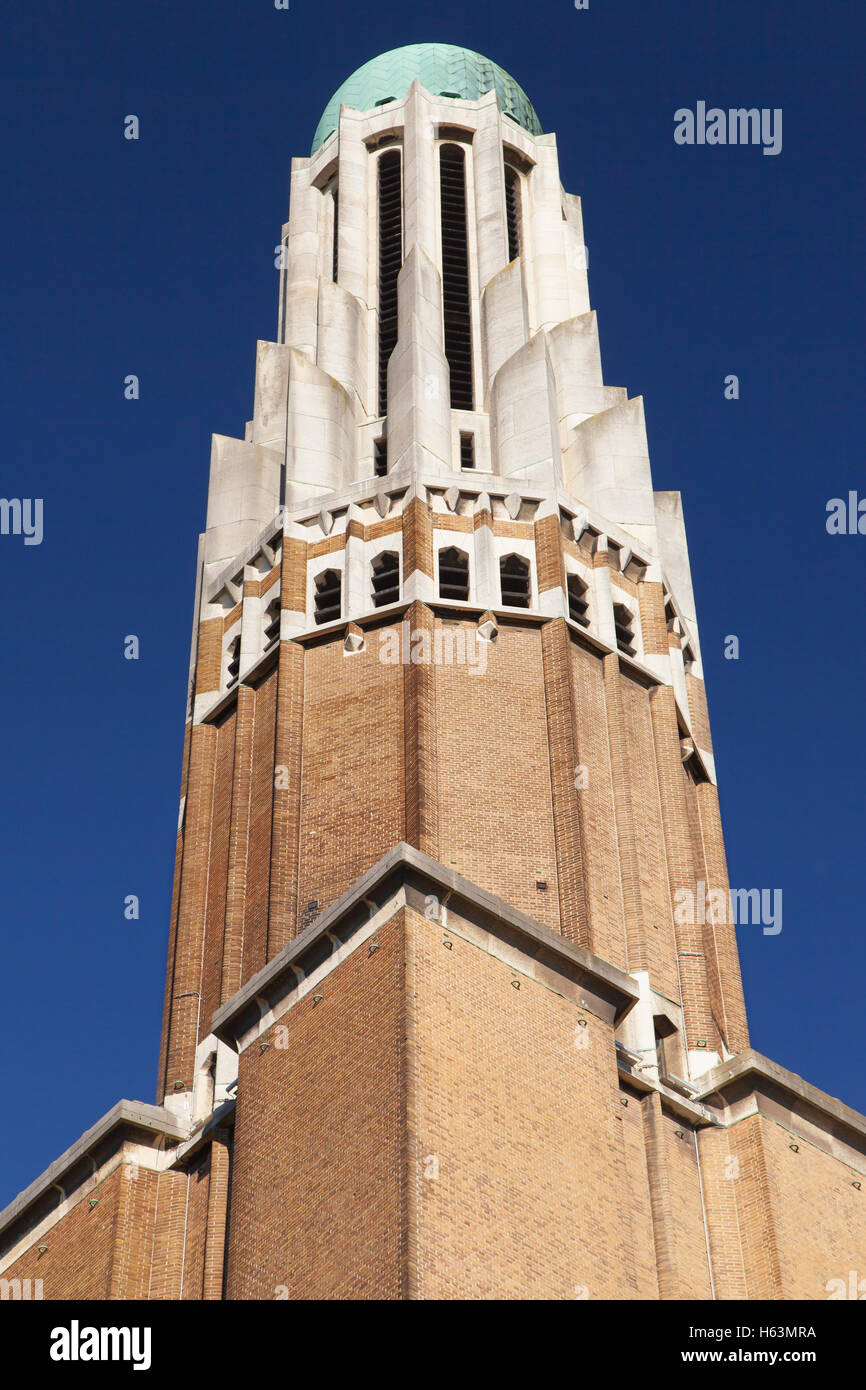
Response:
226,635,241,686
504,164,521,262
567,574,589,627
499,554,531,609
314,569,342,625
371,551,400,608
438,547,470,602
439,144,474,410
377,151,403,417
613,602,636,656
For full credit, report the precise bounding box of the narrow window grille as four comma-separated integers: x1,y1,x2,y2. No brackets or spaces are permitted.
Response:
371,552,400,608
438,547,470,601
500,554,531,608
313,569,342,625
374,437,388,477
331,189,339,282
226,637,241,684
378,151,403,416
439,144,474,410
567,574,589,626
504,165,521,262
613,603,636,656
264,598,281,645
459,432,475,469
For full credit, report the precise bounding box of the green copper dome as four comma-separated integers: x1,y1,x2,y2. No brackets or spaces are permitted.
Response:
311,43,543,153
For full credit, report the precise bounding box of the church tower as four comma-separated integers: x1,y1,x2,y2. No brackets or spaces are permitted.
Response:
3,44,865,1302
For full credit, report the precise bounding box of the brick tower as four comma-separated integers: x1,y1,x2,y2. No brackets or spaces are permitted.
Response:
3,44,865,1302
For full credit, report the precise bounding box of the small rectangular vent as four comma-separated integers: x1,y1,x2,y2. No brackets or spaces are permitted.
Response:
459,432,475,469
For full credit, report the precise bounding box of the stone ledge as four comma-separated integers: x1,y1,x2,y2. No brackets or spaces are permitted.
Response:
696,1048,866,1171
0,1101,190,1258
211,842,640,1050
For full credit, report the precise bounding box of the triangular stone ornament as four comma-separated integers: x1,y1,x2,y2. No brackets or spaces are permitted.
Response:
474,491,492,515
374,493,390,518
504,493,521,520
444,486,460,513
618,545,632,573
343,624,365,654
477,611,499,643
680,738,695,762
318,509,333,535
572,509,589,542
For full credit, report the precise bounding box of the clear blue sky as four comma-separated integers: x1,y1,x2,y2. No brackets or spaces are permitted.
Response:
1,0,864,1207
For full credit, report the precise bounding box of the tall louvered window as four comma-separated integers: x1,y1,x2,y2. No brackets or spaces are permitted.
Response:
264,596,281,645
371,551,400,608
331,188,339,282
438,547,470,601
377,151,403,416
613,603,636,656
226,635,241,685
439,144,474,410
504,165,521,262
567,574,589,627
313,569,342,625
500,554,531,608
374,437,388,477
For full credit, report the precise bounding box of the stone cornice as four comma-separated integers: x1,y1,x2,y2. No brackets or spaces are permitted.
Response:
211,842,640,1052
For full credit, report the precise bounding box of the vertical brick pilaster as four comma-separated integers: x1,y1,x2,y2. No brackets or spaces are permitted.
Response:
162,723,218,1096
695,779,750,1053
534,512,564,598
603,654,643,970
649,684,719,1052
241,671,278,983
642,1092,679,1299
402,497,434,582
203,1132,232,1300
268,639,304,951
222,686,256,1004
638,581,668,656
541,618,592,944
403,602,438,859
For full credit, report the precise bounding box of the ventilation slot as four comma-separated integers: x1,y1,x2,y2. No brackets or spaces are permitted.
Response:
313,569,342,625
371,552,400,608
567,574,589,627
504,165,521,262
377,152,403,417
331,188,339,283
613,603,636,656
500,554,531,608
264,597,281,645
374,437,388,477
438,547,470,602
439,144,474,410
459,432,475,469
